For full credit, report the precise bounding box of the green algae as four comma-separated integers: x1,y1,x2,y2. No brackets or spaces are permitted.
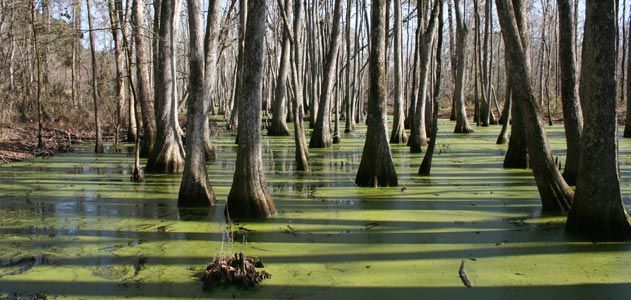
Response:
0,120,631,299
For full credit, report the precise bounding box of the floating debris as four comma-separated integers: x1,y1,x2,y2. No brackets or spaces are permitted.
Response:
201,253,271,291
458,260,472,288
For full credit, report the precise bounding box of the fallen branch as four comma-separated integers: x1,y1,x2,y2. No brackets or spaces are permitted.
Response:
458,260,472,288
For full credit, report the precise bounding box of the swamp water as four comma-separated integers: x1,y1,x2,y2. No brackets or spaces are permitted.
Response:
1,120,631,299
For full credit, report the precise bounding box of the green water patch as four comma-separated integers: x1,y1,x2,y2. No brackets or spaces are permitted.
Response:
1,119,631,299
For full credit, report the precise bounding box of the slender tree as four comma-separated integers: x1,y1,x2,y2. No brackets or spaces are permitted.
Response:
389,0,407,144
131,0,157,157
268,0,292,136
226,0,276,219
178,0,216,207
290,0,309,170
309,0,343,148
146,0,186,173
409,1,441,152
566,0,631,241
355,0,398,187
419,0,444,176
86,0,104,153
496,0,573,212
557,0,583,185
453,0,474,133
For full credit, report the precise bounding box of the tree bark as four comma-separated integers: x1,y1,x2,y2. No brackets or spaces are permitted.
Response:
268,0,292,136
202,0,222,160
146,0,185,173
566,0,631,241
226,0,276,220
557,0,583,185
389,0,407,144
453,0,474,133
496,0,573,212
355,0,398,187
178,0,216,207
132,0,157,157
309,0,343,148
86,0,104,153
409,1,441,152
291,0,309,171
419,0,444,176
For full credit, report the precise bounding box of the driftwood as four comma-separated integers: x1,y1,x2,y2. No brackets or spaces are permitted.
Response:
458,260,472,288
201,252,271,291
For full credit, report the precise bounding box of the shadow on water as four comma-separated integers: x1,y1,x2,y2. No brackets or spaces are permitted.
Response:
1,120,631,299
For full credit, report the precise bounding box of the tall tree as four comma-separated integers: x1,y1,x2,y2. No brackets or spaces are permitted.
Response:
202,0,222,159
502,0,528,168
389,0,407,144
71,0,82,109
496,0,573,212
178,0,215,207
557,0,583,185
566,0,631,241
268,0,292,136
108,0,126,144
408,1,441,152
419,0,444,176
86,0,104,153
309,0,343,148
226,0,276,219
131,0,157,157
355,0,398,187
290,0,309,170
453,0,474,133
146,0,185,173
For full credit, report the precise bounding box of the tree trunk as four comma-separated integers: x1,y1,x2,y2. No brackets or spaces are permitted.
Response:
502,0,528,169
268,0,292,136
624,12,631,137
496,0,573,213
355,0,398,187
132,0,157,157
72,0,82,109
389,0,407,144
410,2,441,152
566,0,631,241
419,0,444,176
178,0,215,207
108,0,126,144
309,0,343,148
146,0,185,173
202,0,222,160
86,0,104,153
557,0,583,185
453,0,474,134
291,0,309,171
226,0,276,220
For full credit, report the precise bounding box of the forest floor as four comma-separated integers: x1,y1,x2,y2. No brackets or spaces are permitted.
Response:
0,120,105,164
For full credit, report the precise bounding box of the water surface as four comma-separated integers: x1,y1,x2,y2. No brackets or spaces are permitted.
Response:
1,120,631,299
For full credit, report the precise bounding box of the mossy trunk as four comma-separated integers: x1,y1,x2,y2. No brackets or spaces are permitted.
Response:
226,0,276,220
566,0,631,241
355,0,397,187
